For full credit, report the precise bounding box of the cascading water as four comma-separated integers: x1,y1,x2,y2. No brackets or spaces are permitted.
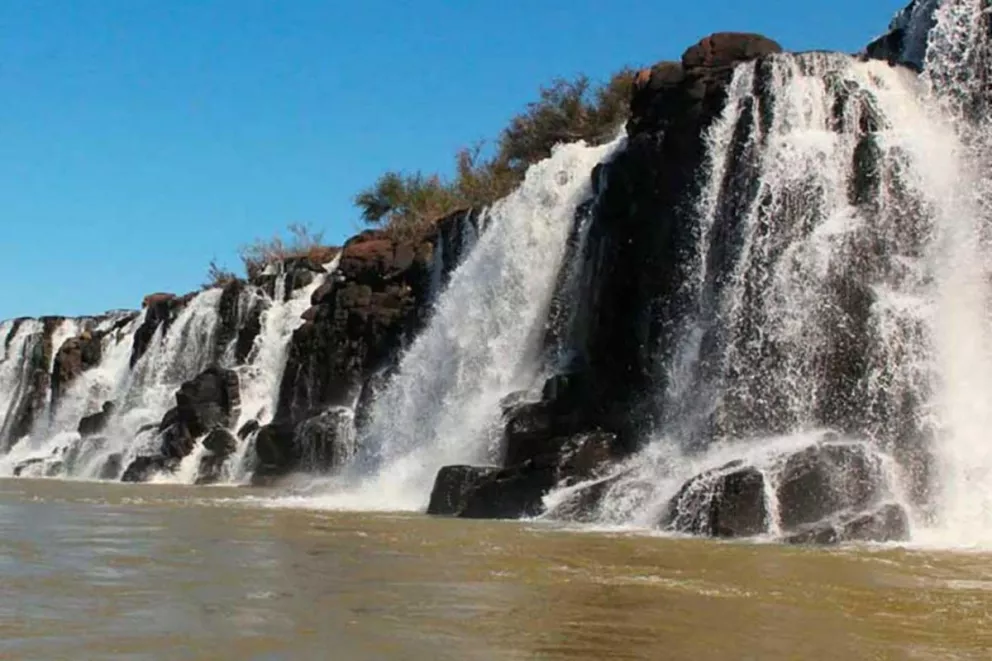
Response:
223,259,337,483
551,39,992,545
296,136,625,511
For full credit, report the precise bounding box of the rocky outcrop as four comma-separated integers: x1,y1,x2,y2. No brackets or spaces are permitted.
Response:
428,372,624,520
424,34,786,524
131,292,194,368
251,407,354,484
785,503,910,545
661,441,909,544
51,331,103,408
78,401,115,438
663,462,769,538
214,279,264,365
251,211,480,482
583,32,782,443
121,367,241,482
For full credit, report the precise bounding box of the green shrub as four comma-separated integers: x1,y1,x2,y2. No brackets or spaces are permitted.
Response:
354,68,634,237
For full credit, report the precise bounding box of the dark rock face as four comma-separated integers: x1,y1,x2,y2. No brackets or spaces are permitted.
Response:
294,408,355,471
663,462,769,538
275,210,478,427
99,453,124,481
214,280,264,365
428,367,624,521
131,293,193,368
78,401,116,438
250,408,354,484
122,367,241,482
576,33,783,443
51,330,104,409
174,367,241,440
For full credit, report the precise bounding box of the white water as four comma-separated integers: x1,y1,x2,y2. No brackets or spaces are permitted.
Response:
0,319,43,448
553,43,992,545
288,136,625,511
225,259,338,483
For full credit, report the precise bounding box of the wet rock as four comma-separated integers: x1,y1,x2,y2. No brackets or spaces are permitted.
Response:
237,420,261,440
121,455,178,483
175,367,241,438
276,211,474,426
427,463,555,519
662,462,769,538
195,453,228,486
776,442,885,530
294,408,355,471
427,465,501,516
785,503,911,545
203,428,238,457
13,457,45,477
99,453,124,481
52,331,104,408
132,293,186,367
77,401,115,438
251,420,297,484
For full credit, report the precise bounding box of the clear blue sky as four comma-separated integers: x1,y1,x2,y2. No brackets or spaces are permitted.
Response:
1,0,905,319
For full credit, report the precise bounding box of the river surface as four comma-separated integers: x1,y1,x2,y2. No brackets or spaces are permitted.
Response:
0,479,990,660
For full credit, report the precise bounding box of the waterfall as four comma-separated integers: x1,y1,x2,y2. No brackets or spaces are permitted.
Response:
0,319,44,449
298,136,625,511
570,44,992,545
224,258,337,483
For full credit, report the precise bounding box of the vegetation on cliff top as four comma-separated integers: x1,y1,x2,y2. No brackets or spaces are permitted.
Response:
203,223,336,288
353,70,635,236
204,68,634,287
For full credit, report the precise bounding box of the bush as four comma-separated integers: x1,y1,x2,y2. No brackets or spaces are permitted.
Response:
239,223,329,280
202,259,240,290
354,68,635,236
205,223,338,285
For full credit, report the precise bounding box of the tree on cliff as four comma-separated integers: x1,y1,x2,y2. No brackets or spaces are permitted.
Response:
355,69,634,234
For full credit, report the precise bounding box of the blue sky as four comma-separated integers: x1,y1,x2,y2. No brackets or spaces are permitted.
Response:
1,0,905,319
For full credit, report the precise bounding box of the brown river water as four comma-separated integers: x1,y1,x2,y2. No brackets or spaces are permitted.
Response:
0,478,990,660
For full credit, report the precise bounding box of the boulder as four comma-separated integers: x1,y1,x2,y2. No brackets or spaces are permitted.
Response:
775,442,885,530
785,503,910,545
174,367,241,438
12,457,46,477
662,462,769,538
681,33,783,71
77,401,115,438
121,455,178,483
427,463,555,519
202,428,238,457
427,465,501,516
99,453,124,481
251,420,298,483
